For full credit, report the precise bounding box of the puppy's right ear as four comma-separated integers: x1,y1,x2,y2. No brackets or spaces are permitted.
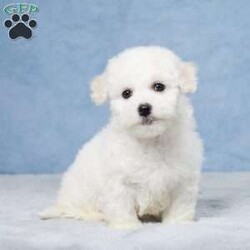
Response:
90,73,107,106
179,62,197,94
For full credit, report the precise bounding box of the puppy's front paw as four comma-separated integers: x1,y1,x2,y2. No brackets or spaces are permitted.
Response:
109,221,142,230
164,212,195,224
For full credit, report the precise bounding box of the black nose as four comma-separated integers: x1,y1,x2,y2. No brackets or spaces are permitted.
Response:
138,103,152,117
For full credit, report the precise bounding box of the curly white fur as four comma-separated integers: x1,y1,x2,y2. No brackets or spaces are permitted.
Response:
41,46,203,229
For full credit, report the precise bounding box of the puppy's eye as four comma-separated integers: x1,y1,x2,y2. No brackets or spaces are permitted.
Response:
122,89,132,99
152,82,165,92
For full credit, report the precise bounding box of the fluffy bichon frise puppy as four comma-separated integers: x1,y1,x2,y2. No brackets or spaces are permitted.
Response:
41,46,203,229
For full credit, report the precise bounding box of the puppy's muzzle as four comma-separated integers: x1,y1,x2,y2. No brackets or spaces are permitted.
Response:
138,103,152,117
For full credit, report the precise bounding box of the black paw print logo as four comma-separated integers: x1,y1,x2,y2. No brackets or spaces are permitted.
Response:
4,14,37,39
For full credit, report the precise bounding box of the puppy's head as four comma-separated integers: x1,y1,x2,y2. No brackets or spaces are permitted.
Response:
90,46,197,138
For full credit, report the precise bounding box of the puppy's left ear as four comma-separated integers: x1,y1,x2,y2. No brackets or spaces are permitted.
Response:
179,62,197,93
90,73,107,105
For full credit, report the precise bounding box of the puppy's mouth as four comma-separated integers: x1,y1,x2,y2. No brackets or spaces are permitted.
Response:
141,116,159,126
131,116,166,128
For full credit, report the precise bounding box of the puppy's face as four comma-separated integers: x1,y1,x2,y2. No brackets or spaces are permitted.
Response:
90,47,197,139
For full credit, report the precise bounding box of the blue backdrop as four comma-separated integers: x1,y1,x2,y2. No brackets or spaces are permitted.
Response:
0,0,249,173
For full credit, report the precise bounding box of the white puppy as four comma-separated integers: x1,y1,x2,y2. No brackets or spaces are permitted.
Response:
41,46,203,229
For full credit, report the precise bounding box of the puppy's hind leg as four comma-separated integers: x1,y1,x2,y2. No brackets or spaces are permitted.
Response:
39,204,104,222
39,205,63,220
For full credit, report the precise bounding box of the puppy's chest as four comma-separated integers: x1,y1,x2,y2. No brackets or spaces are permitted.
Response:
122,144,177,189
108,137,181,190
124,148,173,215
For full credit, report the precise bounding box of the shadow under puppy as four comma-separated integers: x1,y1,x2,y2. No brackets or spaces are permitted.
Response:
40,46,203,229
